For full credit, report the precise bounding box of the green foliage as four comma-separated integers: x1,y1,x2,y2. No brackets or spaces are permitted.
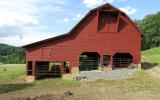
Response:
0,44,25,64
135,11,160,50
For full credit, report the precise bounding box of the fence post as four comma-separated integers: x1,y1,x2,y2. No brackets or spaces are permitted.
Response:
61,62,64,75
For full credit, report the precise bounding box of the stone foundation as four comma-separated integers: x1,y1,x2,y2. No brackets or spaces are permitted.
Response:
62,67,79,80
103,67,113,71
136,64,141,70
132,64,141,69
62,74,78,80
25,76,35,83
71,67,79,74
98,66,103,70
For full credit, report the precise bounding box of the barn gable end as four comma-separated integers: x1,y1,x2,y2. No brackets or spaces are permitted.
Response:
23,3,142,48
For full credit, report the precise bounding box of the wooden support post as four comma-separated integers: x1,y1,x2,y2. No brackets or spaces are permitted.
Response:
110,55,113,69
99,54,103,70
26,61,28,76
32,61,36,76
116,13,120,33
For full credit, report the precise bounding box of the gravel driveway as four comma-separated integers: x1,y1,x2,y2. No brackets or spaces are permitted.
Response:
78,68,136,81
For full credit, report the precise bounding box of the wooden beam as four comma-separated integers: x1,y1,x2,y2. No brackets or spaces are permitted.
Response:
116,13,120,33
26,61,28,76
97,11,99,32
102,10,117,12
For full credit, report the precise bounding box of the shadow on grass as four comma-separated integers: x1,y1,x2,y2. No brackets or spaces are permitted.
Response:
0,83,33,94
36,75,61,80
141,62,158,70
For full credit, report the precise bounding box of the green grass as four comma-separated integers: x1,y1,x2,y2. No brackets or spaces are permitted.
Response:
142,47,160,64
0,64,25,82
142,47,160,55
0,64,78,86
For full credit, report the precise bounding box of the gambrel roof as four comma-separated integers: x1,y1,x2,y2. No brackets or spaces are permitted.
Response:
23,3,142,48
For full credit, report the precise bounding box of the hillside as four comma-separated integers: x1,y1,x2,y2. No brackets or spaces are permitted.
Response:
0,44,25,64
142,47,160,64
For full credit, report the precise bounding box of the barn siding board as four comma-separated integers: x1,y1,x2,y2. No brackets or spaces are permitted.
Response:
24,3,142,77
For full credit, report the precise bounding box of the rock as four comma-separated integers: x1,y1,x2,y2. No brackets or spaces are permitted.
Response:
75,75,87,80
64,91,74,96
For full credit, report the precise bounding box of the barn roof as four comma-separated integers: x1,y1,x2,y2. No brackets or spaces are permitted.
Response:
23,3,143,48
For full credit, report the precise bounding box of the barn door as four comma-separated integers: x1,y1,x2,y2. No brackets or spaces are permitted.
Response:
79,52,100,71
35,62,62,78
113,53,133,68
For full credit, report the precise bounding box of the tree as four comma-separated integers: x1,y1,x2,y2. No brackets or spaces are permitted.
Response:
0,44,26,64
135,11,160,50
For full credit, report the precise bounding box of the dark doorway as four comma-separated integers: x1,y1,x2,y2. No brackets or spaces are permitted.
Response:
79,52,100,71
35,61,62,79
103,55,111,66
113,53,133,68
64,61,70,74
27,61,32,75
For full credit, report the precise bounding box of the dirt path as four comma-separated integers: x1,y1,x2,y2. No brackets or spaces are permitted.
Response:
0,83,159,100
146,66,160,79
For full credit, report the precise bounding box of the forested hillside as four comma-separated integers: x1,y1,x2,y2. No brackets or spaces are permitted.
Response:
135,11,160,50
0,44,25,64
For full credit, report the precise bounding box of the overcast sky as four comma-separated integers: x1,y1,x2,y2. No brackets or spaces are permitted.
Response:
0,0,159,47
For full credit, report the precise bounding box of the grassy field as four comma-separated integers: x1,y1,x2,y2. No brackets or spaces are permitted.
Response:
0,64,25,82
142,47,160,64
0,47,160,100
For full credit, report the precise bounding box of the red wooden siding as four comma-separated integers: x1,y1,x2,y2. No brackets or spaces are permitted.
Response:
98,12,118,33
42,48,51,59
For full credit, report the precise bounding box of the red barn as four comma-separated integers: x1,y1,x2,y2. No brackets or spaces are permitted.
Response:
23,3,142,78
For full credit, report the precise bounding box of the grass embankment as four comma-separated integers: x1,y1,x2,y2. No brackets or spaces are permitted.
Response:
142,47,160,64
